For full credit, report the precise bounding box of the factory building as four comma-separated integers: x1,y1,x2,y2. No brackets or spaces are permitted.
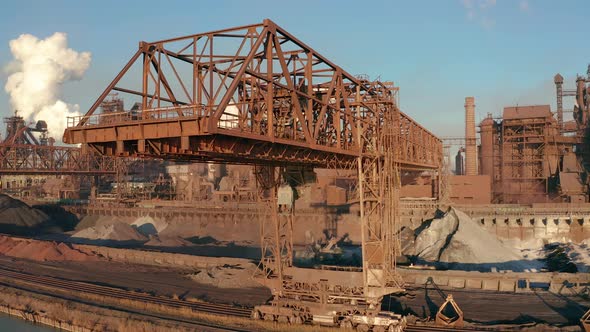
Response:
478,104,585,203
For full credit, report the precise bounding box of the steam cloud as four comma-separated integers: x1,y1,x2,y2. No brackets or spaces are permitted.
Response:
4,32,91,141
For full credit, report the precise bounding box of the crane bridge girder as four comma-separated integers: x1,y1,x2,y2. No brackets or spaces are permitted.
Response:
63,19,440,170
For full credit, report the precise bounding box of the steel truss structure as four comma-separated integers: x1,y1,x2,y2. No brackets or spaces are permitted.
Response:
0,144,117,175
501,117,549,198
499,116,576,203
63,19,439,170
253,165,293,290
63,19,442,319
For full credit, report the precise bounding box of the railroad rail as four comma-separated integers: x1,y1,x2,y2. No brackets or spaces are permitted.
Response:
405,326,496,332
0,265,565,331
0,267,250,318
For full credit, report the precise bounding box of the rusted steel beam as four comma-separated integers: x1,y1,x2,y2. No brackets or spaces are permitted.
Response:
77,49,143,126
0,144,116,175
63,20,442,171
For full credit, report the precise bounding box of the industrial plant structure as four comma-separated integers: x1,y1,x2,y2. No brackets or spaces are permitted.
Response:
472,71,590,204
2,18,590,332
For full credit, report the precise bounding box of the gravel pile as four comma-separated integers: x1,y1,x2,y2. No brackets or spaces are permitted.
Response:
71,222,147,242
0,194,49,228
186,263,259,288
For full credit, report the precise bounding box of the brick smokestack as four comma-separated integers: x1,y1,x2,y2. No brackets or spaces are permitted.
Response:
465,97,477,176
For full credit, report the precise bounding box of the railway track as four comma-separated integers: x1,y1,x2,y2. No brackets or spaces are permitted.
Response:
0,266,551,332
405,325,496,332
0,266,252,319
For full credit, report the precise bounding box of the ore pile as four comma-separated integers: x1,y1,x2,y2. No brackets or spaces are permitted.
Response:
70,222,148,245
405,208,541,272
0,194,50,234
0,235,100,262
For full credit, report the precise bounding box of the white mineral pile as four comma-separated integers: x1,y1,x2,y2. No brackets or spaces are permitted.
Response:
4,32,91,140
75,215,126,230
71,222,147,242
406,208,542,271
131,216,168,235
0,194,49,227
501,237,546,261
74,215,197,246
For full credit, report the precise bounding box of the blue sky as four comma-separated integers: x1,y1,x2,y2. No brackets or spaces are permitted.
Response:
0,0,589,138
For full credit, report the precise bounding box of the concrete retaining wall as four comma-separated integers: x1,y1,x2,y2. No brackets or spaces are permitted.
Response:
477,216,590,243
400,268,590,295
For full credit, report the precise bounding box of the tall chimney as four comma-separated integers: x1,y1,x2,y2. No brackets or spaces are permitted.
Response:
554,73,564,133
465,97,477,176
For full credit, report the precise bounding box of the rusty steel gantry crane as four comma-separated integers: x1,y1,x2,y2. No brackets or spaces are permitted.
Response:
0,113,116,176
63,19,442,327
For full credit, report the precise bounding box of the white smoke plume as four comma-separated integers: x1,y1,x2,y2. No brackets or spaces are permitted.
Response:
4,32,91,141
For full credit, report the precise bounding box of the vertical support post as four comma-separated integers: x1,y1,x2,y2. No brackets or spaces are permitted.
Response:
115,158,128,201
356,81,404,310
180,136,189,152
305,51,313,129
142,45,150,114
90,176,97,202
193,37,198,108
355,84,369,298
209,34,214,116
266,31,274,139
440,145,451,205
138,139,146,154
253,166,294,300
156,46,161,109
116,140,124,156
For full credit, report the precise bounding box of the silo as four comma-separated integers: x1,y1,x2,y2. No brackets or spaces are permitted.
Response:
455,149,464,175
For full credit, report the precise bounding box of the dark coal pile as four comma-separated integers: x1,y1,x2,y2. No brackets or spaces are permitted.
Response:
543,243,578,273
0,194,50,234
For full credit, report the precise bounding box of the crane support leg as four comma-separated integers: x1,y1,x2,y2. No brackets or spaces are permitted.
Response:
253,165,294,297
